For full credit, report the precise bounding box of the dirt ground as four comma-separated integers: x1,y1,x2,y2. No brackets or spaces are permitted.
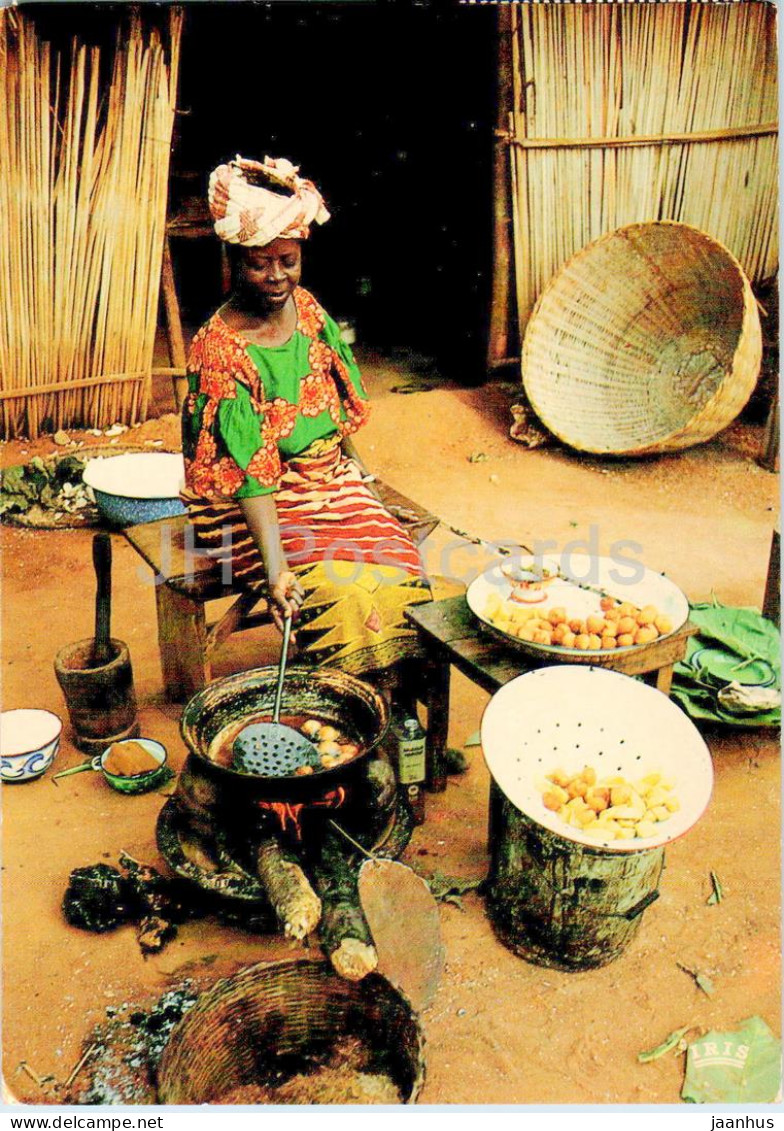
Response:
1,354,780,1106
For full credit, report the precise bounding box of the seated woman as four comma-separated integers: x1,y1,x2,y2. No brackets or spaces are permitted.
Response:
181,154,432,678
177,156,432,978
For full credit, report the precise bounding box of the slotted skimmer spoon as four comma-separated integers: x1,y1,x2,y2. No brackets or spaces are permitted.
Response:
232,615,320,777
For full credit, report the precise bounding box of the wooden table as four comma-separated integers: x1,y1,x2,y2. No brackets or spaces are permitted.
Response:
406,596,698,793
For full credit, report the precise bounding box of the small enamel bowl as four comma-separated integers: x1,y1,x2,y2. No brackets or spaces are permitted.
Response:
501,561,558,605
53,738,170,794
99,739,170,794
1,709,62,782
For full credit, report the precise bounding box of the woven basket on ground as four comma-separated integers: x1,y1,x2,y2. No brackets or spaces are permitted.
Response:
521,222,762,456
157,959,425,1104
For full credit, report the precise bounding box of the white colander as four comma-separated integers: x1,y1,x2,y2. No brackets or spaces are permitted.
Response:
481,666,713,853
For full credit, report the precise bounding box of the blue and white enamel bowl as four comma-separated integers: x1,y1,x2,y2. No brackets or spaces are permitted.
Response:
82,452,186,527
1,709,62,782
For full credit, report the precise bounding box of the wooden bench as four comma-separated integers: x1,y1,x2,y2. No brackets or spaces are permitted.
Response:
124,483,439,701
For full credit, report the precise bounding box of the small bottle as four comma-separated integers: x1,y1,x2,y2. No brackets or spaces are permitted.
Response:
394,716,427,825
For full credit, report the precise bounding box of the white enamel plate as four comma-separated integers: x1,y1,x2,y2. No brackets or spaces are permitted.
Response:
466,552,689,660
481,666,713,852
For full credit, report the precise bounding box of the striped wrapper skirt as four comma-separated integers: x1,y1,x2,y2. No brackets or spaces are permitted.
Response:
182,443,432,675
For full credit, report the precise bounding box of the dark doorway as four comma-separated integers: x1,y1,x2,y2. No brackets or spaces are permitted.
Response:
173,1,497,383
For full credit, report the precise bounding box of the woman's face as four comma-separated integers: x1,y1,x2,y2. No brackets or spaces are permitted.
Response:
237,239,302,312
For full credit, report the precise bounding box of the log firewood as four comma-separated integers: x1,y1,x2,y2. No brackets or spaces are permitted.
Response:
330,937,378,981
255,837,322,940
311,827,377,981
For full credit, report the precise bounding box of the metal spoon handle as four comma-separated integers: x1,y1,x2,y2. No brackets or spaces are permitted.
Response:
272,614,292,724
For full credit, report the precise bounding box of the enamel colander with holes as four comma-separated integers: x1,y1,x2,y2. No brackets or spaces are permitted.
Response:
481,665,713,853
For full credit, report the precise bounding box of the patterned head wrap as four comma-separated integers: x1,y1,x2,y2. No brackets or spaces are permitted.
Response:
208,155,330,247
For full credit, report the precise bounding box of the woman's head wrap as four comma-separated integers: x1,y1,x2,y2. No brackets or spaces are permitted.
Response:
208,155,330,247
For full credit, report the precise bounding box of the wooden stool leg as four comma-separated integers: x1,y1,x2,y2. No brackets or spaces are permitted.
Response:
654,664,675,697
423,654,451,793
155,584,208,701
763,527,780,627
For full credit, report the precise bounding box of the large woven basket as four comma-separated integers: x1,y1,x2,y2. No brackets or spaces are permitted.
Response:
521,222,762,456
157,959,425,1104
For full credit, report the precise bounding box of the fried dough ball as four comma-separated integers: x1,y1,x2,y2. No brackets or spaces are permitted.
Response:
548,607,567,626
586,634,603,650
637,605,658,626
600,635,618,650
617,616,638,635
574,633,591,650
654,614,673,635
616,633,635,647
318,740,341,757
569,618,585,635
586,614,606,635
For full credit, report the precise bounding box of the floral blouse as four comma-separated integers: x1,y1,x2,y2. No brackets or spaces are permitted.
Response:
182,287,369,500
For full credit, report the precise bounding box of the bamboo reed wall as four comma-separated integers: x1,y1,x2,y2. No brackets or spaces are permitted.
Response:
505,2,778,337
0,9,183,439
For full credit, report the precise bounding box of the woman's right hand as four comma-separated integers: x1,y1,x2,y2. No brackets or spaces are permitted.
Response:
269,569,305,634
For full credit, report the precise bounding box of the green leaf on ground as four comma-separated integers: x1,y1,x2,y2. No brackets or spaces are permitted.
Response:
707,871,724,905
677,963,716,997
695,974,715,998
638,1026,691,1063
463,730,482,747
682,1017,782,1103
0,492,31,516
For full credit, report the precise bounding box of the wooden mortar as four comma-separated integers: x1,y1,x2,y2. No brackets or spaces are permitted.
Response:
54,637,139,755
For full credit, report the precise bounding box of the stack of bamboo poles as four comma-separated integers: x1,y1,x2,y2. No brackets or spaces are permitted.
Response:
0,9,183,439
502,2,778,340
